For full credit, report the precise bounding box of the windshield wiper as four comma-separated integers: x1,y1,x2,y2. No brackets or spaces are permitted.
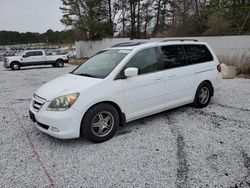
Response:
74,73,97,78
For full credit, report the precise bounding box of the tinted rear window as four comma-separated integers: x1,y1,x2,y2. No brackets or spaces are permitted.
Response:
184,45,213,64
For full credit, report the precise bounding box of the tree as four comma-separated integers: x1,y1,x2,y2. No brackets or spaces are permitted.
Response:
141,0,154,38
129,0,137,39
2,0,250,46
0,30,76,45
205,11,231,36
227,0,250,34
203,0,250,35
60,0,112,40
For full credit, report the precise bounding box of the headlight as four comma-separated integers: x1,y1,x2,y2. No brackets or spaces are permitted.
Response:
47,93,79,111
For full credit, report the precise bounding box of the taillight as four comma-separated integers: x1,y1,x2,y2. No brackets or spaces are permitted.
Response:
217,64,221,72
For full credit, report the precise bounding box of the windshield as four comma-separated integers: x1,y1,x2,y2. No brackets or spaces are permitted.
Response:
15,51,24,56
72,49,131,78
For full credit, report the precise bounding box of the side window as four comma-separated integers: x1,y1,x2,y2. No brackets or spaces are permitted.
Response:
25,51,43,57
124,47,158,75
160,45,187,70
34,51,43,56
184,45,213,64
25,52,34,57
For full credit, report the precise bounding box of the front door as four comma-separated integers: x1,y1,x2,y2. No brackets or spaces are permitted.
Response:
21,51,45,65
21,51,35,64
121,47,165,121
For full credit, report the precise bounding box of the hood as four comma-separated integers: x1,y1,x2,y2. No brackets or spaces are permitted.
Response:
6,55,21,60
36,73,102,100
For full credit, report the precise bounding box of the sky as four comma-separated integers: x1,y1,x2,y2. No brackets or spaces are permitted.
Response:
0,0,66,33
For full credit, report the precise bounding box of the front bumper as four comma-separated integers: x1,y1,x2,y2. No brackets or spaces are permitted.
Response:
29,100,83,139
3,59,10,68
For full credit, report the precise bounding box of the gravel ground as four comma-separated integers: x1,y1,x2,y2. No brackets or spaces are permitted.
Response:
0,63,249,188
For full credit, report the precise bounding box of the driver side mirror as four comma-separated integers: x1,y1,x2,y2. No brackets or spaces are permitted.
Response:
124,67,138,77
22,54,28,58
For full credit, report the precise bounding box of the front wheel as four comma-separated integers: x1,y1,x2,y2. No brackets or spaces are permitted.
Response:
10,62,20,70
81,104,119,143
193,82,212,108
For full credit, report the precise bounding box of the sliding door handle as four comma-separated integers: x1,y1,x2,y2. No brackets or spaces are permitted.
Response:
153,77,163,81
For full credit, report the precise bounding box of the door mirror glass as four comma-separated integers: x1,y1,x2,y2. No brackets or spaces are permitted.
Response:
124,67,138,77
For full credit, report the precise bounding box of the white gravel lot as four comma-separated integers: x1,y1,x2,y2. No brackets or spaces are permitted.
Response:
0,63,249,188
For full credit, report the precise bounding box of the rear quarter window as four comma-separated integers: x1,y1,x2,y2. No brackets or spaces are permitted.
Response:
184,45,214,64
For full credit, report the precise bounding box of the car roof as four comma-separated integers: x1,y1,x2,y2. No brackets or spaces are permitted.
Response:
109,39,207,51
24,49,44,52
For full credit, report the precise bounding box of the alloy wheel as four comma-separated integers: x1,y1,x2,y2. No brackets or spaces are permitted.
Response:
91,111,114,137
199,87,210,104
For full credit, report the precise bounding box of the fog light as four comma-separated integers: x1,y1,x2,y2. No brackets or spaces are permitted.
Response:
51,127,59,132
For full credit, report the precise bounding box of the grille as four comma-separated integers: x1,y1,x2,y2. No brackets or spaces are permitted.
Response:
32,94,46,112
3,58,7,67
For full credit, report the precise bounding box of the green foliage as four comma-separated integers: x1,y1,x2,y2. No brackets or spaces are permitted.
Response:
205,12,231,36
203,0,250,35
60,0,113,40
0,30,75,45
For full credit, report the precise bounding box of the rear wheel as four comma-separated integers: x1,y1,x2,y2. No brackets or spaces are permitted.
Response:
55,60,64,67
81,104,119,143
193,82,212,108
10,62,20,70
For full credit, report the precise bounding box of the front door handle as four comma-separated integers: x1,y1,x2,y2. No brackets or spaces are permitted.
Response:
167,74,176,78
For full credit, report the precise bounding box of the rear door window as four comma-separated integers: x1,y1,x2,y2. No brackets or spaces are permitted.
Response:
184,45,213,64
34,51,43,56
159,45,187,70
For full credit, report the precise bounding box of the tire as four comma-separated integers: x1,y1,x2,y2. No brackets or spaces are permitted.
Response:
52,63,57,67
193,82,212,108
81,103,120,143
10,62,20,70
55,60,64,67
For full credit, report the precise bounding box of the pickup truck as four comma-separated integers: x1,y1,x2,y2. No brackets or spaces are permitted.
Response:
3,49,69,70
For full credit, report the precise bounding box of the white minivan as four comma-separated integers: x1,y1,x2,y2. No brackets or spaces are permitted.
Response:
29,40,222,143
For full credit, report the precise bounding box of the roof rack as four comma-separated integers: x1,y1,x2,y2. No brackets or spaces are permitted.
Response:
161,39,198,42
111,42,146,48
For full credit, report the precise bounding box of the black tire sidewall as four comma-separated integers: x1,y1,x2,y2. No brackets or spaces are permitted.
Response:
56,60,64,67
11,62,20,70
81,104,119,143
194,82,212,108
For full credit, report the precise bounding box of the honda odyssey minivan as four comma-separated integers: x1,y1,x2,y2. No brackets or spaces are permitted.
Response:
29,40,222,143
